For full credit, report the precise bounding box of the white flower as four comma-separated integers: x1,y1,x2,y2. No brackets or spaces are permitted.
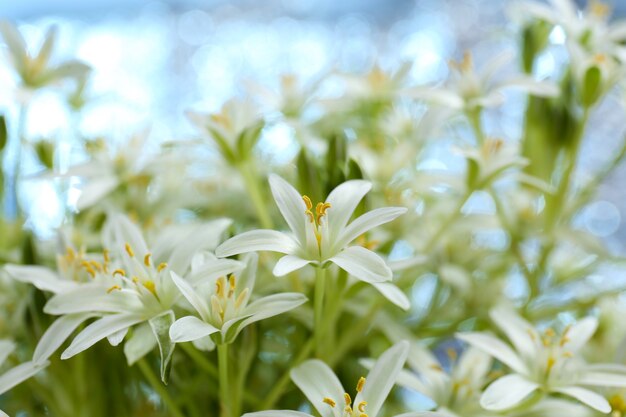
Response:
0,340,48,417
243,341,440,417
215,174,407,283
169,252,307,345
457,306,626,413
407,51,558,110
40,214,242,381
0,21,90,92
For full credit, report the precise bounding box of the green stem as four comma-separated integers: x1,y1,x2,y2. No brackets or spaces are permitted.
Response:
237,161,273,229
327,303,382,367
6,103,27,219
181,343,219,379
314,266,327,358
468,108,485,145
137,358,185,417
218,343,232,417
260,340,313,409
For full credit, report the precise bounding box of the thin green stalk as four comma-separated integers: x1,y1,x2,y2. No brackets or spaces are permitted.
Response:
137,358,185,417
6,103,27,219
468,108,486,145
237,161,273,229
314,266,327,358
218,343,232,417
328,302,382,367
260,340,313,409
181,342,219,379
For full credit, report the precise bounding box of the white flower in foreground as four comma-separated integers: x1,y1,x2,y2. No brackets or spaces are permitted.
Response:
407,51,558,110
42,214,242,381
0,340,48,417
216,174,407,283
457,306,626,413
244,341,441,417
169,252,307,345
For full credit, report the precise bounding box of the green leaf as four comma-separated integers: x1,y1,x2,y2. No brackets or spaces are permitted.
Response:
581,65,602,107
149,310,176,384
0,115,7,151
34,140,55,169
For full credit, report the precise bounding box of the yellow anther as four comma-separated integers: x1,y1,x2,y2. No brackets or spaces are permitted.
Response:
344,393,351,406
360,414,368,417
67,247,76,260
546,356,556,374
107,285,122,293
450,51,473,72
216,278,225,297
302,195,313,210
358,401,367,412
589,0,611,18
447,347,458,362
609,394,626,413
90,260,103,272
544,328,555,338
144,253,152,267
157,262,168,272
143,280,157,296
429,363,444,372
322,397,336,408
103,249,110,263
228,275,236,297
316,202,331,218
356,377,366,393
527,329,536,341
125,243,135,257
211,295,224,320
113,269,126,277
562,351,574,358
132,276,139,284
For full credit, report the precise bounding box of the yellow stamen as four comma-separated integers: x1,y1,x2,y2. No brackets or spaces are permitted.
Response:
235,289,248,309
125,243,134,257
157,262,168,272
344,393,351,406
103,249,110,263
67,247,76,260
322,397,336,408
90,260,103,272
546,356,556,374
357,377,366,392
107,285,121,293
358,401,367,412
562,351,574,358
590,0,611,19
447,347,458,362
216,277,225,297
132,276,139,284
113,269,126,277
143,280,157,296
228,275,236,297
144,253,152,267
302,195,313,210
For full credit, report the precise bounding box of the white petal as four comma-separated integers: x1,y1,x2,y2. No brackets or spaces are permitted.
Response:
405,87,465,109
395,413,449,417
33,313,96,364
355,341,409,417
392,368,432,397
371,282,411,310
0,360,49,395
44,285,142,315
456,332,527,374
4,264,75,293
124,322,157,365
169,316,219,343
107,327,129,346
103,213,149,259
76,176,119,210
61,314,144,359
489,306,537,361
170,272,211,322
215,229,297,258
563,318,598,352
552,386,610,413
325,180,371,235
481,50,514,82
273,255,312,276
187,258,245,285
578,371,626,387
269,174,308,243
330,246,392,283
242,412,313,417
498,77,560,97
480,375,539,410
335,207,407,250
237,252,258,297
290,360,345,417
234,293,307,334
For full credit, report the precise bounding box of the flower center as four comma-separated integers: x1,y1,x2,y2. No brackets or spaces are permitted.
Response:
323,377,368,417
104,243,168,299
210,275,249,326
302,195,331,246
589,0,611,19
610,394,626,417
449,51,473,74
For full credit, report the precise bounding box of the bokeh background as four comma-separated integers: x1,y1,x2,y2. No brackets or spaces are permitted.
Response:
1,0,626,255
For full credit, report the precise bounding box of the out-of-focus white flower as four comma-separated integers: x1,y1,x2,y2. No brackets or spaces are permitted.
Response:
407,51,559,110
216,174,406,284
243,341,439,417
0,21,90,97
342,62,413,101
187,98,264,164
0,340,48,417
169,252,306,345
457,306,626,413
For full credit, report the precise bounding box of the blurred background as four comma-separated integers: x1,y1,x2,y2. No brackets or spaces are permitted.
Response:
1,0,625,252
